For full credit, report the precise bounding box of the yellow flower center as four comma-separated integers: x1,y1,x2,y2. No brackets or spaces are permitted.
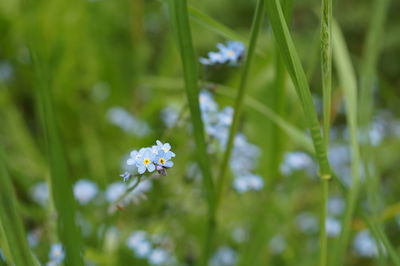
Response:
226,50,234,57
159,158,166,164
143,158,151,165
162,147,169,152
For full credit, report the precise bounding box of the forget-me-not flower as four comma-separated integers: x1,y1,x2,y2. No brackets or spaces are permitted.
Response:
155,150,174,168
155,140,176,158
200,41,245,66
136,148,156,174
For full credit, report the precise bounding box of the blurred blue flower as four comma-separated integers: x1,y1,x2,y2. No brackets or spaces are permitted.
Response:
127,231,152,258
47,243,65,265
210,246,237,266
136,148,156,174
107,107,150,137
325,217,341,237
269,235,286,254
217,41,245,65
353,230,380,258
73,179,98,205
280,152,316,176
200,41,245,66
161,106,179,129
30,182,49,206
327,196,345,216
296,212,318,234
148,248,174,266
105,182,125,203
0,61,13,82
233,173,264,193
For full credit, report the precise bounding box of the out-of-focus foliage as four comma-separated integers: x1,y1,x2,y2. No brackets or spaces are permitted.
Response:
1,0,400,265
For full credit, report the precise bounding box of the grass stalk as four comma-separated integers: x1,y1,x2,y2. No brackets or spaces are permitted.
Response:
0,147,39,266
169,0,216,264
265,0,332,179
215,0,265,208
319,0,332,264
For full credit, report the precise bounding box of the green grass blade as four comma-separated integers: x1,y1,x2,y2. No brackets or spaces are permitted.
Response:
188,6,245,43
170,0,215,217
265,0,331,177
331,20,361,266
31,50,84,266
169,0,216,264
215,0,265,207
0,147,38,266
319,0,332,265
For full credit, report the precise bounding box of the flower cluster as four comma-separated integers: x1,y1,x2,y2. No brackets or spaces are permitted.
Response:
199,90,264,193
200,41,245,66
124,140,175,177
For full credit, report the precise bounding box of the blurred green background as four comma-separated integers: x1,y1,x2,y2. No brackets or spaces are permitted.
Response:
1,0,400,265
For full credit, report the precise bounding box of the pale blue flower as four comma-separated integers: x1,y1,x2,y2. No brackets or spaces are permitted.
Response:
296,212,318,234
233,174,264,193
155,150,174,168
127,231,152,258
148,248,173,266
280,151,316,176
127,150,142,166
31,182,49,206
269,235,286,254
325,217,341,237
48,243,65,265
136,148,156,174
210,246,237,266
161,106,179,128
155,140,176,158
328,196,345,216
217,41,245,65
200,41,245,66
107,107,150,137
105,182,125,202
353,230,380,257
73,179,98,205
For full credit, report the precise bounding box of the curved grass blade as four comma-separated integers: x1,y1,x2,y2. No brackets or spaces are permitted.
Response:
188,6,245,43
0,147,39,266
331,20,361,266
169,0,216,264
215,0,265,207
265,0,332,178
31,49,84,266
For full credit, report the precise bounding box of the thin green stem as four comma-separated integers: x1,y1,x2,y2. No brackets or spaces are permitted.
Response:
215,0,265,208
320,180,329,266
319,0,332,264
